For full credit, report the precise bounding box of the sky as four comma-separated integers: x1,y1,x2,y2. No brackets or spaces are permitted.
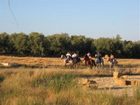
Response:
0,0,140,41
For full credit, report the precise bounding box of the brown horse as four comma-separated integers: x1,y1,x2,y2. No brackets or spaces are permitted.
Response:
83,54,96,69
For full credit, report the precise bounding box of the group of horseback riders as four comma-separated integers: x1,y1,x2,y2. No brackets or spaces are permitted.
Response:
61,51,118,68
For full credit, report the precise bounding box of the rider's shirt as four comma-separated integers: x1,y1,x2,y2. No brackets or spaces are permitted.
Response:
72,53,77,58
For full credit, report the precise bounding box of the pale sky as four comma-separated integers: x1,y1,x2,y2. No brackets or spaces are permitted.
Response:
0,0,140,41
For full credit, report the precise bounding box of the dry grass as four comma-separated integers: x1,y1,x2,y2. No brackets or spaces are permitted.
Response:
0,69,140,105
0,55,140,67
0,56,62,66
0,56,140,105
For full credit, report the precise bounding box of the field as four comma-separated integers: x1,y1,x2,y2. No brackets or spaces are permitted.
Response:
0,56,140,105
0,56,140,67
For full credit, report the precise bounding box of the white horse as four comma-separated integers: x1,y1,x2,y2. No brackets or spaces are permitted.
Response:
61,55,81,67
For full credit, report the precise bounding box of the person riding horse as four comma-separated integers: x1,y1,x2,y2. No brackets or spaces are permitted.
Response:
61,52,81,66
71,53,81,64
105,54,118,68
83,53,96,68
95,52,104,67
66,52,71,60
108,54,118,68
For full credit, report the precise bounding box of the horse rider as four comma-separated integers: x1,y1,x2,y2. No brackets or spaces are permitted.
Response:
108,54,118,68
83,52,96,68
72,52,78,58
84,52,92,65
66,52,72,60
72,52,81,62
95,52,101,63
110,54,114,60
87,52,92,59
110,54,117,63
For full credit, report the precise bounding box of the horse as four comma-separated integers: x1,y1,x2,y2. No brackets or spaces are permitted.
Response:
108,58,118,68
94,57,104,67
104,55,118,68
61,54,81,67
83,54,96,69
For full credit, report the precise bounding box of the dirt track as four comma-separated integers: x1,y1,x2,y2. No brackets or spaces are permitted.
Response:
88,75,140,96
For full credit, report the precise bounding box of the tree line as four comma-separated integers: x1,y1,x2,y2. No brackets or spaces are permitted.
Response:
0,32,140,58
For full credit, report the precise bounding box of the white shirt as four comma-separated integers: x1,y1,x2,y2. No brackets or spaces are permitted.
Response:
72,53,77,58
66,53,71,56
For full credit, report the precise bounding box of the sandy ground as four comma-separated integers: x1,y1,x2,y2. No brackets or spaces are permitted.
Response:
86,75,140,96
0,55,140,66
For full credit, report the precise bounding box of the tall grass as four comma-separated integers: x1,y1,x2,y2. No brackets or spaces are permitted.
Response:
0,69,140,105
32,73,76,93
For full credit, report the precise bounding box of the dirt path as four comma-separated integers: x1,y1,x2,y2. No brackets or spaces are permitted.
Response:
87,75,140,96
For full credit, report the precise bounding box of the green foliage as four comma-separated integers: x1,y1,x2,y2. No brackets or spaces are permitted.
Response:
47,33,71,56
29,32,45,56
0,32,140,58
10,33,30,55
0,32,12,54
94,37,114,54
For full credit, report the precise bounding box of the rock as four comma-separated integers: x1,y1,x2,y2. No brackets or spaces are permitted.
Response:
125,80,131,85
114,78,131,86
87,79,98,89
78,78,98,89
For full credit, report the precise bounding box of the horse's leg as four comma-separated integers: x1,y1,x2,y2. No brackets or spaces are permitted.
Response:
101,61,104,68
102,59,104,66
90,64,93,69
93,60,96,67
111,62,113,68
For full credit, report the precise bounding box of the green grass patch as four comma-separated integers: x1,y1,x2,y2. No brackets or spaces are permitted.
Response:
32,73,76,92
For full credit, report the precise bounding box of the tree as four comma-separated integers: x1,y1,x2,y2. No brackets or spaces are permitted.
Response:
70,35,87,55
94,37,114,54
112,35,123,57
10,33,30,55
0,32,139,58
133,41,140,58
46,33,71,56
0,32,12,54
29,32,45,56
122,41,135,58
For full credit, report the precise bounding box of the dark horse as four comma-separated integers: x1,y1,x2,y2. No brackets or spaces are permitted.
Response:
83,54,96,69
95,57,104,67
61,55,81,67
